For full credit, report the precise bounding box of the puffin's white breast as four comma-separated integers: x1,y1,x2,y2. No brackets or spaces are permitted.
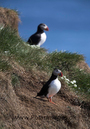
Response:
37,32,47,47
47,78,61,98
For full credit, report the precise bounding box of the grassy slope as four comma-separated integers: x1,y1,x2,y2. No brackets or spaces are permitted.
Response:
0,27,90,97
0,26,90,128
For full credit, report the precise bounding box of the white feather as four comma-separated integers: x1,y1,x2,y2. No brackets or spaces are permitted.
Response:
37,32,47,47
47,78,61,98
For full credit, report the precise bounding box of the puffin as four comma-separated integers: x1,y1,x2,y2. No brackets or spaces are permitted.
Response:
27,23,49,47
36,68,63,105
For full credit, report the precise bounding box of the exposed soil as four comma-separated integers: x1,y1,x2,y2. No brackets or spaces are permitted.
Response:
0,61,90,129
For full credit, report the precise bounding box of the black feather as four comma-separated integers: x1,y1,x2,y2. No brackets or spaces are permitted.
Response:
37,74,57,97
27,32,41,45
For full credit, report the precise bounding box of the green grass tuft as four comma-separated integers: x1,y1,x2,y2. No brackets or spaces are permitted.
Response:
69,68,90,95
42,51,84,71
11,73,20,87
0,56,11,71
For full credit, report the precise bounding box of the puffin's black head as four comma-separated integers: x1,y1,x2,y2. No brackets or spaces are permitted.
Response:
37,23,49,32
53,68,63,77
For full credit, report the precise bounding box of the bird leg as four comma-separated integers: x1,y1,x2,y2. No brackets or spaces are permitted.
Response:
48,97,57,105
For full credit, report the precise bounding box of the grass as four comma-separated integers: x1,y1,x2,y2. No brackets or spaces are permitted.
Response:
0,26,90,98
11,73,20,87
0,127,4,129
0,59,11,71
69,68,90,96
43,51,84,71
0,122,5,129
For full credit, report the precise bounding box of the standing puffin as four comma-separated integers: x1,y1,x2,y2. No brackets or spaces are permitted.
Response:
27,23,49,47
36,68,63,105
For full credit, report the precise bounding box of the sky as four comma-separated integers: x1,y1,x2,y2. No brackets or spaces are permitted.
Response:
0,0,90,66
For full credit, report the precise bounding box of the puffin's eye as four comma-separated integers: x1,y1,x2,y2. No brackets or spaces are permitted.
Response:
55,69,58,72
43,25,46,27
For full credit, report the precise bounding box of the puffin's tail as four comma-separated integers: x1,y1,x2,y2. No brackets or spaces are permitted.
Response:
34,93,38,98
27,38,33,45
34,92,42,98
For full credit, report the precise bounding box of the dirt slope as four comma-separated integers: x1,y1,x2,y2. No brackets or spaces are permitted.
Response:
0,61,90,129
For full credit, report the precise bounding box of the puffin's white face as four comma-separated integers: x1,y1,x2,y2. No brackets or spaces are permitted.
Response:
53,68,63,77
39,23,49,31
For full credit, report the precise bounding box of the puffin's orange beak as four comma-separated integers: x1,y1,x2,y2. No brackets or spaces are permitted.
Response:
45,27,49,31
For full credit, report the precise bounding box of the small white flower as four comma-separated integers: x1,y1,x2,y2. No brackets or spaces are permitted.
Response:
66,78,70,82
80,69,83,71
61,75,70,84
70,81,74,84
71,80,76,84
61,76,77,87
73,80,76,83
61,75,66,80
4,51,9,54
61,77,64,79
74,84,77,88
66,81,69,84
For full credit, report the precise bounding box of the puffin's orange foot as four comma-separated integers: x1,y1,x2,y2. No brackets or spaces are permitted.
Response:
48,98,57,105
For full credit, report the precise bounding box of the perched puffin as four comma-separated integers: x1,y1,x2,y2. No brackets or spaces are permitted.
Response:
27,23,49,47
36,68,63,105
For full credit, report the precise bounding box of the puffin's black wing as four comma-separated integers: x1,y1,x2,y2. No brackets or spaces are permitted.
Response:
27,33,41,45
37,80,51,97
